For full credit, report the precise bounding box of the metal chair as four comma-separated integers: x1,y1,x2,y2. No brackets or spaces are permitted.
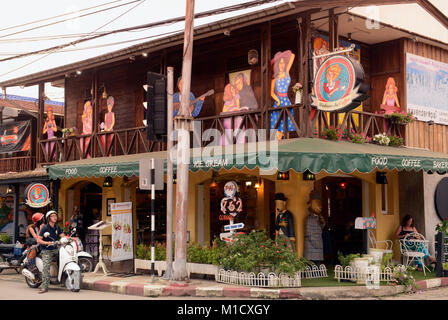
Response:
399,232,431,276
368,230,393,254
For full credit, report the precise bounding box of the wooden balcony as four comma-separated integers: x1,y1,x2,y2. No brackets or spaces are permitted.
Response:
37,104,407,165
0,155,35,174
38,127,164,165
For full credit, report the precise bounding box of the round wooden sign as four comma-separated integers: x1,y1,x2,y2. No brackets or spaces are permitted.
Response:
25,183,51,208
435,178,448,220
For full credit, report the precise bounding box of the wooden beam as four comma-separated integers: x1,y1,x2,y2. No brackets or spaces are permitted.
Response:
416,0,448,29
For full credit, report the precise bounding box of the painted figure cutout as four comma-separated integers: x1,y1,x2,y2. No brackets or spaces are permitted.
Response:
270,50,295,140
313,37,330,72
222,83,240,113
81,100,93,158
381,77,400,114
101,96,115,156
42,106,57,160
221,72,258,145
173,77,213,117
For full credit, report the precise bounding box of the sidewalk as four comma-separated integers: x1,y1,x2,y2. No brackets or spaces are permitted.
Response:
81,272,448,300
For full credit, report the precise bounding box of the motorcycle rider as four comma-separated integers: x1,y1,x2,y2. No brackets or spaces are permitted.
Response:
36,210,69,294
24,213,45,274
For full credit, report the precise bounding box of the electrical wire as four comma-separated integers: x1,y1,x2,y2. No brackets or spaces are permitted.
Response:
0,30,183,56
0,0,127,34
0,0,285,64
0,0,146,78
0,0,145,39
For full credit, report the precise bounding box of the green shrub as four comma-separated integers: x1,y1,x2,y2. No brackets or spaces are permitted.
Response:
0,233,12,244
219,230,312,275
337,252,361,267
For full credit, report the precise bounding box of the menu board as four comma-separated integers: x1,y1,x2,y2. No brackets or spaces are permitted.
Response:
111,202,133,262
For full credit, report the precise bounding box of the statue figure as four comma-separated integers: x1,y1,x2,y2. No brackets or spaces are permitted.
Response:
304,191,325,263
274,193,295,249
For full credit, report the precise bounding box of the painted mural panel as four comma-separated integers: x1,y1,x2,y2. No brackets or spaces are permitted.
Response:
406,53,448,125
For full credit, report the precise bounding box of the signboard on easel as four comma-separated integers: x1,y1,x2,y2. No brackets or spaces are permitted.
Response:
111,202,133,262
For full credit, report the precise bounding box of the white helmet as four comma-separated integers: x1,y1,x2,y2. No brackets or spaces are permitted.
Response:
45,210,58,221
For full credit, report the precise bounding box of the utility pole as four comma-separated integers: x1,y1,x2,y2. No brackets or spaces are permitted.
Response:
163,66,174,280
173,0,195,281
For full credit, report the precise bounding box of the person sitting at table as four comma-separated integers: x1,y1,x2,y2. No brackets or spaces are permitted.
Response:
394,214,436,270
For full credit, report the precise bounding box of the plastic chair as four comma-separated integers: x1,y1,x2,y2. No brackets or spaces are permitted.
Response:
399,232,430,276
368,230,393,254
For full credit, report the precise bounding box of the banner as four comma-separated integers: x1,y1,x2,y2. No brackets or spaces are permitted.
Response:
111,202,133,262
406,53,448,125
0,121,31,154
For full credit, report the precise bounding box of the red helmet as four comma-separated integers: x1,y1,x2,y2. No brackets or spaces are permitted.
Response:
32,212,44,224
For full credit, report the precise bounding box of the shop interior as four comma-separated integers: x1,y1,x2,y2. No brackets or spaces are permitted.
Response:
319,177,364,264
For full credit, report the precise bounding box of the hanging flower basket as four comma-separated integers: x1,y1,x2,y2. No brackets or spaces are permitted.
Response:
384,112,416,125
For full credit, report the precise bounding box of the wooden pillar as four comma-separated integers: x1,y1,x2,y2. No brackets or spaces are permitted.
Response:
92,72,98,158
12,184,20,243
260,22,271,136
298,13,312,137
329,9,339,52
329,9,339,128
37,82,45,163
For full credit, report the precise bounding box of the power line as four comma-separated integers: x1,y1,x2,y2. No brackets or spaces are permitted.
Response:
0,0,284,64
0,29,182,56
0,0,127,34
0,0,147,78
0,0,144,39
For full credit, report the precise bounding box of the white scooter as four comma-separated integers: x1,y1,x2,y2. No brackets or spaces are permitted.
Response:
22,229,84,292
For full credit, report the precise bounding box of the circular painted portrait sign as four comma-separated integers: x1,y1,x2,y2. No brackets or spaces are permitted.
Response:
435,178,448,221
223,181,238,198
25,183,50,208
312,55,367,113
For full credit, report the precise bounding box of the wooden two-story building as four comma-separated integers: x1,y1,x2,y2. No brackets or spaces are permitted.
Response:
1,0,447,263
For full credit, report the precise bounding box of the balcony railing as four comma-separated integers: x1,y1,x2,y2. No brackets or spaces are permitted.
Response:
37,105,405,165
38,127,164,165
0,155,35,174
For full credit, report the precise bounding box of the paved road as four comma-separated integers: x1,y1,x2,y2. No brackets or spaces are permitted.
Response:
0,269,252,300
335,286,448,300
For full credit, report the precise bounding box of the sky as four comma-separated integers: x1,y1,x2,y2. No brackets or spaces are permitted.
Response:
0,0,446,102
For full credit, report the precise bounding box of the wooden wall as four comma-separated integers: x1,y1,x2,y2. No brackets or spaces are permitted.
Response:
368,38,448,154
402,39,448,153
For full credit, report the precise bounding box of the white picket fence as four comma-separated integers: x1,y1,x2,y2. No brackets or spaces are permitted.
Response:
333,264,406,283
216,269,302,288
300,264,328,279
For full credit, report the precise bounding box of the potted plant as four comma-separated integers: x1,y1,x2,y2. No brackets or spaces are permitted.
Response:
322,126,342,141
61,127,76,137
384,111,416,125
292,82,303,104
372,133,390,146
347,130,371,144
388,135,403,147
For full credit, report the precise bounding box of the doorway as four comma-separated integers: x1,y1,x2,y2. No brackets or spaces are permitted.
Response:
209,175,260,244
321,177,363,264
80,183,102,260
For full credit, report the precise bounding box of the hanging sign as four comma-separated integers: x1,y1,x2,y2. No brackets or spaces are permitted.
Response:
25,183,50,208
220,181,243,220
0,121,31,154
111,202,133,262
312,55,368,113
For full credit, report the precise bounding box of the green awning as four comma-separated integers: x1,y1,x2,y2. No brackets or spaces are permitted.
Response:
47,138,448,179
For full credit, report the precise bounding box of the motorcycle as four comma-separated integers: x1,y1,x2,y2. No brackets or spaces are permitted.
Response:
67,226,94,273
21,230,83,292
0,241,24,274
